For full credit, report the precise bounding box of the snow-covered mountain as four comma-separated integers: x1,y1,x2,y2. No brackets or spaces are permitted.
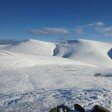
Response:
6,39,56,56
1,39,112,67
54,39,112,68
0,39,112,112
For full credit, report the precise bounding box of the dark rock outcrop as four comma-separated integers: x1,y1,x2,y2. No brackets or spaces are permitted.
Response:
74,104,85,112
92,105,110,112
107,48,112,59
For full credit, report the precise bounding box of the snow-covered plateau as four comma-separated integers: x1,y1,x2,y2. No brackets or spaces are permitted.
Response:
0,39,112,112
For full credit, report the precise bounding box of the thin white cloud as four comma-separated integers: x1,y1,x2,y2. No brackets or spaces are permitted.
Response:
74,22,112,37
95,22,105,26
28,22,112,38
73,28,84,35
28,28,70,35
95,24,112,36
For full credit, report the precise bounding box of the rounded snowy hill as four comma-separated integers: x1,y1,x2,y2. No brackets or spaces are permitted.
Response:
0,39,112,67
7,39,56,56
0,39,95,68
54,39,112,68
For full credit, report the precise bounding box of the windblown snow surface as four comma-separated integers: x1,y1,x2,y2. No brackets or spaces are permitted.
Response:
0,39,112,112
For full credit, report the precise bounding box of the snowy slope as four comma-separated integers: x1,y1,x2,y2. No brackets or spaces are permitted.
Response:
0,65,112,112
0,50,95,69
1,39,112,67
54,39,112,68
0,39,112,112
6,39,56,56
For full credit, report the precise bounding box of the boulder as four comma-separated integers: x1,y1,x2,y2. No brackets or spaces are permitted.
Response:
92,105,110,112
74,104,85,112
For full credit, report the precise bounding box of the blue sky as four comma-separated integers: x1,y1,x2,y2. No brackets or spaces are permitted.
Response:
0,0,112,42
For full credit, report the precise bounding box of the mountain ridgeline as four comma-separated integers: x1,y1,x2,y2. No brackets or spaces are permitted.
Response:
0,39,112,68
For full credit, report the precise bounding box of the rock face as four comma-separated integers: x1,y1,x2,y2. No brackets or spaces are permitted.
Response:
74,104,85,112
107,48,112,59
92,105,110,112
